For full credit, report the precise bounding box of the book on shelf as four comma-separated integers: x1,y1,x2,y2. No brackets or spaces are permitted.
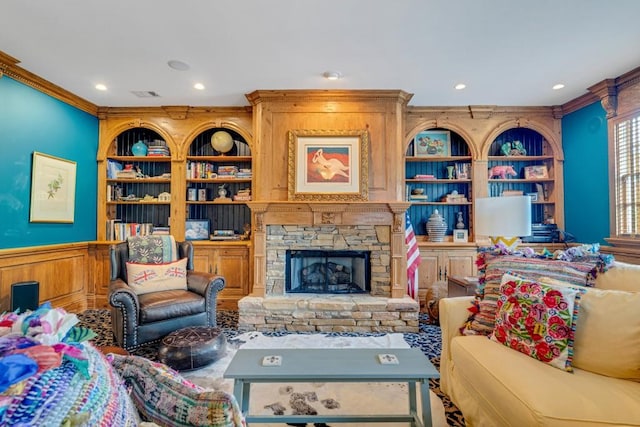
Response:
414,174,435,180
210,235,240,241
116,170,138,179
106,221,153,240
213,229,235,236
217,165,239,176
440,194,468,203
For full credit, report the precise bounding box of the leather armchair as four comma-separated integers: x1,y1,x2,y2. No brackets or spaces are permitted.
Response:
108,240,225,350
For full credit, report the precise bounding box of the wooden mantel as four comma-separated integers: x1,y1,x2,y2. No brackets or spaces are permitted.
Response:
247,201,412,299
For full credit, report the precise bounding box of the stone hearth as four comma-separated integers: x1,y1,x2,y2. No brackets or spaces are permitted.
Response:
238,202,419,332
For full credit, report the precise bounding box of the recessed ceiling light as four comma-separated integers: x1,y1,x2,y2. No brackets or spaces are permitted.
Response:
95,83,107,91
552,83,565,90
323,71,342,81
168,60,190,71
454,83,466,90
194,83,205,90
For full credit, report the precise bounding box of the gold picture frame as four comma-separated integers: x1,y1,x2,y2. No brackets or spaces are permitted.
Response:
29,152,77,223
287,129,369,201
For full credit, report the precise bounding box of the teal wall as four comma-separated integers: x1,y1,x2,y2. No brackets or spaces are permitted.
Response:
0,77,98,249
561,101,609,244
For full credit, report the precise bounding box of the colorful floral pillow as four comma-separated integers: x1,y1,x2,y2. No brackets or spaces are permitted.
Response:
490,272,583,372
126,257,188,295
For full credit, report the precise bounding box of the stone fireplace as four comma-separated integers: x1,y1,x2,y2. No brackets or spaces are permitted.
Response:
237,202,419,333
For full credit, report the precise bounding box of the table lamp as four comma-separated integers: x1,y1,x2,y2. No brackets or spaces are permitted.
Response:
475,195,532,250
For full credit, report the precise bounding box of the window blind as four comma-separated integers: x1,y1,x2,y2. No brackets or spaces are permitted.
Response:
615,115,640,236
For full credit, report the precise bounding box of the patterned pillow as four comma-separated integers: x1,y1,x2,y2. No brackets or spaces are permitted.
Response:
110,354,245,427
461,252,604,336
127,235,177,264
126,258,188,295
490,273,583,372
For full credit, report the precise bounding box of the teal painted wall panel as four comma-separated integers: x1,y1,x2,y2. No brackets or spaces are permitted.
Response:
562,102,609,244
0,77,98,249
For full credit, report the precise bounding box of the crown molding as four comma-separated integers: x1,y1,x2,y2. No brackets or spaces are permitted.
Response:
0,50,98,116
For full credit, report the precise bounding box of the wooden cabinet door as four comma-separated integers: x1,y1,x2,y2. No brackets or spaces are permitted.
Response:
214,246,249,309
443,250,476,280
417,252,439,309
193,248,215,274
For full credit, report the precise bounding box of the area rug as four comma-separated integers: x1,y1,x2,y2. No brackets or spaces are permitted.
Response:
77,309,465,426
181,331,447,427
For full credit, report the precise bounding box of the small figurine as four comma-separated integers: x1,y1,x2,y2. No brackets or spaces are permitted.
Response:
218,184,228,198
511,140,527,156
240,223,251,240
500,140,527,156
456,211,465,229
488,165,517,179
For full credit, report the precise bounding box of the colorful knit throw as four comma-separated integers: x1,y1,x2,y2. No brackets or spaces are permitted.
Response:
0,303,138,426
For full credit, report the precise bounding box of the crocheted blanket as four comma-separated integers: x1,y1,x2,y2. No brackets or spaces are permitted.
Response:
0,303,138,426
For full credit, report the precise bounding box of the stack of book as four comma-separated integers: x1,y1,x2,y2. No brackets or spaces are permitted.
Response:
147,141,170,157
237,168,252,179
233,188,252,201
210,230,239,241
217,165,238,177
116,169,137,179
441,193,468,203
414,174,435,180
408,194,428,202
151,226,170,235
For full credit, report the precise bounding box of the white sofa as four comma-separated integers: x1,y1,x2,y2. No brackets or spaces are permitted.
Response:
439,261,640,426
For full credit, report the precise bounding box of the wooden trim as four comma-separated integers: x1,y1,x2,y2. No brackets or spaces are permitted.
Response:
0,50,97,116
246,89,413,105
0,242,90,313
559,92,599,116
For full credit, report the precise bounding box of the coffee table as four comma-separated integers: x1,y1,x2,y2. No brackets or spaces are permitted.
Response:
223,347,439,426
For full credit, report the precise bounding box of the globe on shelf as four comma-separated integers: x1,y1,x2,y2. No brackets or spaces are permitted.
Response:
211,131,234,154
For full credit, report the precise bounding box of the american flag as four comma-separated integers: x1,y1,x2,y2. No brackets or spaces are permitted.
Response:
405,212,421,300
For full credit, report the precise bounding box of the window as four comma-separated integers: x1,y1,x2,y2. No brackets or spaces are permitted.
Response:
614,113,640,237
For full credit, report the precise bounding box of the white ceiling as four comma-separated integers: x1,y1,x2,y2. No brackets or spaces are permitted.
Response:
2,0,640,108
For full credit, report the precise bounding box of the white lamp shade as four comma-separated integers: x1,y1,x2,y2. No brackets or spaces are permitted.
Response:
475,196,532,238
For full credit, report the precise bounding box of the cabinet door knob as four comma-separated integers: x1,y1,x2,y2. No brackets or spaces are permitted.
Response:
444,267,448,280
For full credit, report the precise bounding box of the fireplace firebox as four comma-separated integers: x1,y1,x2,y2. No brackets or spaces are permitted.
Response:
285,250,371,294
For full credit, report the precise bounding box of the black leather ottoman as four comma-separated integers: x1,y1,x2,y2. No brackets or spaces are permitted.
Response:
158,326,227,371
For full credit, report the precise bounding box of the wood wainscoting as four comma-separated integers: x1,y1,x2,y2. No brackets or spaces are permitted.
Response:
0,243,90,313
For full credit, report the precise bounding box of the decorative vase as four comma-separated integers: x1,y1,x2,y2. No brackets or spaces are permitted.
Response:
446,165,455,179
426,209,447,242
131,140,148,156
